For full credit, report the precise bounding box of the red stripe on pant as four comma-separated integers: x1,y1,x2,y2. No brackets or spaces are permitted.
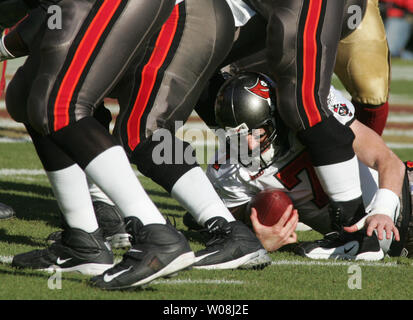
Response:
0,61,6,99
301,0,323,127
126,5,180,151
53,0,122,132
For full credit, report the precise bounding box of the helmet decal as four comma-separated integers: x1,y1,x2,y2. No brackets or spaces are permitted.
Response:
244,78,270,100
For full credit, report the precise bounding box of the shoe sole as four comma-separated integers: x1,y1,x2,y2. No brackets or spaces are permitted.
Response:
355,250,384,261
40,263,114,276
193,249,271,270
303,250,384,261
300,241,359,260
104,251,195,290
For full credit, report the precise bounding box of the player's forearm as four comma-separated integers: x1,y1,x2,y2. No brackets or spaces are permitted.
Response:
352,120,404,196
375,152,405,196
0,7,46,61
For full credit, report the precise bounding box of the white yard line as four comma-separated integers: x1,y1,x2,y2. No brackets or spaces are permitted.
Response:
383,129,413,136
386,142,413,149
0,168,142,177
271,259,405,267
153,279,245,285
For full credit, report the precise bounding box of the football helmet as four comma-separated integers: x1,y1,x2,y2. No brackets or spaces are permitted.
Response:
214,72,289,170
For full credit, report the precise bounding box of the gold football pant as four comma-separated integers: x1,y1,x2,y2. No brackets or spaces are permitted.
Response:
335,0,390,134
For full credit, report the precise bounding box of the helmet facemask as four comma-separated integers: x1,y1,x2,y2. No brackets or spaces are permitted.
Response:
224,119,285,172
215,72,289,172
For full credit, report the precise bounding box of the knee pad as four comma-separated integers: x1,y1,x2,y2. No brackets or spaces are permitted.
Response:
50,117,119,169
131,137,198,193
297,115,355,166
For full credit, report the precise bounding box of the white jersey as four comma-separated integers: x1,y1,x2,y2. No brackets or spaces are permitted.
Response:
225,0,256,27
206,86,378,233
175,0,184,4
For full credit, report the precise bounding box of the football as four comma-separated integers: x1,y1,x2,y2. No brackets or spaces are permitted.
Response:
250,189,293,226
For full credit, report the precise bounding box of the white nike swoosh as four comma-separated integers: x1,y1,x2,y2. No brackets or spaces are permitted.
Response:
129,248,143,253
103,266,132,283
195,250,220,263
207,220,218,230
56,257,72,265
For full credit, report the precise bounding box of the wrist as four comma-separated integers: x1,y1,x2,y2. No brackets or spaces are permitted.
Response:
369,188,400,218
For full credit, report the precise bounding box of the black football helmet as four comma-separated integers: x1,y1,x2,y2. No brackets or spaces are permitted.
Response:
214,72,289,170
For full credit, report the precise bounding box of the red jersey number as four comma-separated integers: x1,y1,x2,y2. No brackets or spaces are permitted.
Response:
274,151,329,208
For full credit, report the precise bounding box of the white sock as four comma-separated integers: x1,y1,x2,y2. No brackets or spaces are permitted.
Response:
87,178,115,206
314,155,362,202
171,166,235,226
46,164,98,233
84,146,166,225
358,159,379,207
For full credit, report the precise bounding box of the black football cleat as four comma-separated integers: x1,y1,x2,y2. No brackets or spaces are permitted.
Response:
12,228,114,275
0,202,15,220
90,217,195,290
193,217,271,270
294,230,384,261
47,201,131,249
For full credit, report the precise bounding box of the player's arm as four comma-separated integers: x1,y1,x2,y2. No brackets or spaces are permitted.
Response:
1,4,46,61
345,119,404,240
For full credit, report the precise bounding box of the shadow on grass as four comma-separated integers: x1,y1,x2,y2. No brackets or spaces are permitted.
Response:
0,228,47,247
0,182,61,226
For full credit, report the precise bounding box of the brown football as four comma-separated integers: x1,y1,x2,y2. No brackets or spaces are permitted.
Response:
251,189,293,226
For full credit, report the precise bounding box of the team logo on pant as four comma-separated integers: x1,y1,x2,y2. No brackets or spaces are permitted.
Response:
245,78,270,100
332,103,353,117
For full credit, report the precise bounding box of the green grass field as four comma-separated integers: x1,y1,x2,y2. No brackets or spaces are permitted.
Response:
0,59,412,303
0,142,412,301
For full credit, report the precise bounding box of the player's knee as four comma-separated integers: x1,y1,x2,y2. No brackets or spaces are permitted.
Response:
297,115,356,166
352,72,389,105
131,137,198,193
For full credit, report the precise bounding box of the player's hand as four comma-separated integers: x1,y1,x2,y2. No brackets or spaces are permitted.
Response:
250,204,299,252
343,214,400,241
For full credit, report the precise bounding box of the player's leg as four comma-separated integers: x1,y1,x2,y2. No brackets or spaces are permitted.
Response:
11,0,195,284
111,0,271,271
26,0,174,225
7,52,114,274
335,0,390,135
248,0,368,233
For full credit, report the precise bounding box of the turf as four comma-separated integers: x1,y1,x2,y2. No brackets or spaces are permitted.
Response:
0,59,412,304
0,142,412,301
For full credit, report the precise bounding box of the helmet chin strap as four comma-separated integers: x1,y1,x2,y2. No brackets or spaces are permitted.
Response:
260,143,276,166
247,143,276,172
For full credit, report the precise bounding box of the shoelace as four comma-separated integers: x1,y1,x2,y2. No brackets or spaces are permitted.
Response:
202,226,232,247
315,231,342,244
